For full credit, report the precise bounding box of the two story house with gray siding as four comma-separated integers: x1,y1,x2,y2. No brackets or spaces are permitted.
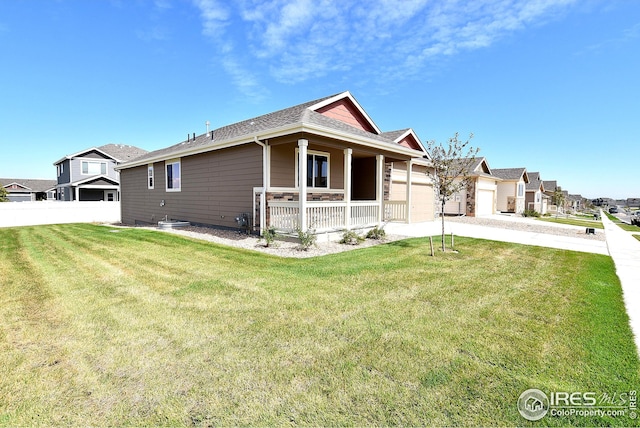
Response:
54,144,148,201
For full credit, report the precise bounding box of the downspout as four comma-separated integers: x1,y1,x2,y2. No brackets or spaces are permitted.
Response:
253,137,267,235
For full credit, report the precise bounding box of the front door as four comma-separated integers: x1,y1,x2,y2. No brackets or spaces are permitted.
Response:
106,191,115,202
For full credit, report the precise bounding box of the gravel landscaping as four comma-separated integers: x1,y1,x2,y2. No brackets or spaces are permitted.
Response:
137,225,407,258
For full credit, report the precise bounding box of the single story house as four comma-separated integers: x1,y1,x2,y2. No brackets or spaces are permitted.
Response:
116,91,435,235
493,168,529,214
443,157,499,217
524,171,548,214
54,144,148,201
0,178,57,201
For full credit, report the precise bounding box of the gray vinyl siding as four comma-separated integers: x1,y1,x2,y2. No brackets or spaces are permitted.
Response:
57,160,71,184
120,144,263,228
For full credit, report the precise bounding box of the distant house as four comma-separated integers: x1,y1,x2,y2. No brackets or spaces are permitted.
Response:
116,91,435,234
54,144,148,201
524,171,548,214
543,180,569,213
568,194,583,212
443,157,498,217
627,198,640,208
0,178,57,202
493,168,529,214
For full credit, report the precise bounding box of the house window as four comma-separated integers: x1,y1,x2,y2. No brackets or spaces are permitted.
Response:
166,159,181,191
535,192,540,202
82,161,107,175
517,183,524,197
307,153,328,188
148,164,154,189
296,149,330,189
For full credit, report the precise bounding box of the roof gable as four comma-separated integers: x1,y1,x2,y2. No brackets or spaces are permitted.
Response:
3,182,30,191
310,91,381,134
380,129,427,154
74,175,119,186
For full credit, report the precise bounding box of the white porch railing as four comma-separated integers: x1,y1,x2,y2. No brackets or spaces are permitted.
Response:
383,200,407,222
268,200,381,233
268,201,299,231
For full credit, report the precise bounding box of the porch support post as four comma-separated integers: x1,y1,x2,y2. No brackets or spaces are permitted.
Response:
298,139,308,231
376,154,384,225
344,148,352,230
406,160,413,224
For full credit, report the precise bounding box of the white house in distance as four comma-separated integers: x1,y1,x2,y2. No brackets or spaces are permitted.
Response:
443,157,499,217
493,168,529,214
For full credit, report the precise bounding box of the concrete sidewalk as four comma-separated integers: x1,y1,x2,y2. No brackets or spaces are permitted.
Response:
386,218,609,255
601,213,640,353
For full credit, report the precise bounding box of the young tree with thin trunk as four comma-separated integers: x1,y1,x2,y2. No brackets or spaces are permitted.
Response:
426,133,479,252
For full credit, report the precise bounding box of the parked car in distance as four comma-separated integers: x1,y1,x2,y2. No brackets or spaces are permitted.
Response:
609,206,619,214
631,211,640,226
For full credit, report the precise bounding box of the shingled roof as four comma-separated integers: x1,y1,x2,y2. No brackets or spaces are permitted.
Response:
492,168,529,182
120,91,428,169
1,178,57,193
97,144,148,162
448,157,495,178
526,171,544,191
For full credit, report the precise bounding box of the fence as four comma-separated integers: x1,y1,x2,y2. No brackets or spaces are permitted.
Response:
0,201,121,228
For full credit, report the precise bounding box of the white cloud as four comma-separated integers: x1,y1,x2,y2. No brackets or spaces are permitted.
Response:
193,0,230,37
192,0,580,92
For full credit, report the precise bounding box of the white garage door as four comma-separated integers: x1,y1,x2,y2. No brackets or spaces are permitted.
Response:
476,190,494,217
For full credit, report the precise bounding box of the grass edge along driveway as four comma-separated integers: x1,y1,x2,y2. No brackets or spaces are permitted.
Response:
0,224,638,426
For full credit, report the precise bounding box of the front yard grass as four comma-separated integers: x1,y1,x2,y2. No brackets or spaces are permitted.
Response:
0,224,638,426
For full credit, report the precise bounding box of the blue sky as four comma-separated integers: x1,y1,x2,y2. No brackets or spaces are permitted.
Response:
1,0,638,199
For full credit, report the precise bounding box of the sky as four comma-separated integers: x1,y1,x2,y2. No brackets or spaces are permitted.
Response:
1,0,638,199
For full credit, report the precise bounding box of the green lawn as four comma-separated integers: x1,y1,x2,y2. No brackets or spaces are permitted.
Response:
1,224,638,426
536,216,604,229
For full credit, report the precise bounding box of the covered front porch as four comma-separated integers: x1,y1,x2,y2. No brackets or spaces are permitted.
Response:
253,136,424,234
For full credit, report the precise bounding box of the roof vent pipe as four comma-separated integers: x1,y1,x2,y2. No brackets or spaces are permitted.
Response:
193,132,196,141
187,133,190,142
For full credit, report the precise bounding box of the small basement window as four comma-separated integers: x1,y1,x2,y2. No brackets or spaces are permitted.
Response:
148,164,154,190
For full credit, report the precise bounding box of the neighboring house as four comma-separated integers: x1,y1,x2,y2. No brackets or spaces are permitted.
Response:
543,180,568,213
116,91,435,234
443,157,499,217
0,178,57,202
568,194,583,212
524,171,548,214
54,144,148,201
493,168,529,214
626,198,640,208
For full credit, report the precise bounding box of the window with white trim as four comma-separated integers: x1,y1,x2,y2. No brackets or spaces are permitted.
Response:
148,164,154,189
296,149,329,188
517,182,525,197
166,159,181,191
82,160,107,175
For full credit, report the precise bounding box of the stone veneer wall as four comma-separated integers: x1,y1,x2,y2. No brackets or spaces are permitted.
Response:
466,181,476,217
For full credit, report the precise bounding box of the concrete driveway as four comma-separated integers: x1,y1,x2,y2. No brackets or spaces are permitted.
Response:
386,216,609,255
